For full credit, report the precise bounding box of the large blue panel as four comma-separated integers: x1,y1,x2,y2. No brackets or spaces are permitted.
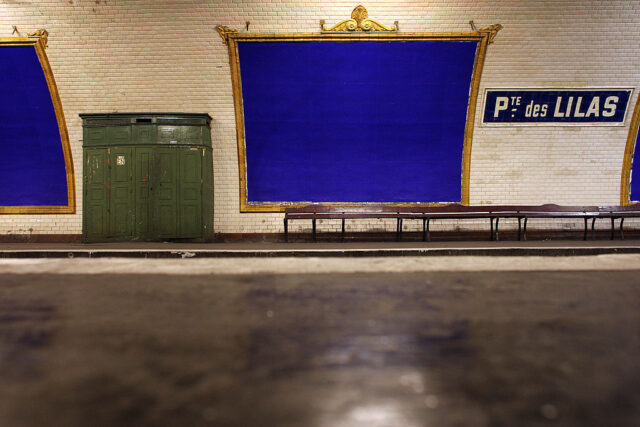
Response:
631,125,640,202
238,41,477,203
0,46,68,206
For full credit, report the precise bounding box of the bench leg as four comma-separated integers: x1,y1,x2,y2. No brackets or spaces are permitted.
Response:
312,218,317,241
341,218,345,241
427,219,431,242
495,217,500,241
523,217,528,241
610,217,615,240
583,217,588,241
620,217,625,240
490,217,494,241
396,218,403,242
591,218,596,240
284,218,288,242
422,218,426,242
518,217,522,241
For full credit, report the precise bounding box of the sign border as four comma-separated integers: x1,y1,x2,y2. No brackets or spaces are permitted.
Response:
481,87,634,127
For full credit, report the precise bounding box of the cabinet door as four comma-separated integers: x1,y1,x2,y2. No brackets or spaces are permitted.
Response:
109,147,134,238
202,147,214,239
178,147,202,237
134,147,154,237
154,147,178,237
84,148,109,240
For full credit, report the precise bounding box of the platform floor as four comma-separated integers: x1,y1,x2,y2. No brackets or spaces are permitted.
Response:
0,252,639,426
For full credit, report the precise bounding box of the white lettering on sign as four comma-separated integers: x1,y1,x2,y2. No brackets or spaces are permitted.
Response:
585,97,599,117
525,100,548,117
483,89,632,125
554,97,564,117
565,97,574,117
552,96,617,119
603,96,618,117
494,96,509,117
574,97,586,117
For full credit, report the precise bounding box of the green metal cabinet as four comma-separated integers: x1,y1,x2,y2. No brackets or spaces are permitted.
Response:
81,113,213,242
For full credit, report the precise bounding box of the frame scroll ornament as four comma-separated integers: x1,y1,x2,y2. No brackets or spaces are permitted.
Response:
216,26,238,45
321,5,397,32
478,24,502,44
218,7,501,212
27,29,49,47
0,31,76,214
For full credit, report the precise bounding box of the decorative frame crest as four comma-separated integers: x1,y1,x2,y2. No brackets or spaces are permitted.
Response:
321,5,397,32
0,32,76,214
217,9,501,212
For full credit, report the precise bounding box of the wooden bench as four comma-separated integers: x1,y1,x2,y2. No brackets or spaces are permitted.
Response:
283,204,640,242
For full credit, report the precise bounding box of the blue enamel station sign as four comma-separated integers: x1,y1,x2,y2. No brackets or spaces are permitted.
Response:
483,89,632,124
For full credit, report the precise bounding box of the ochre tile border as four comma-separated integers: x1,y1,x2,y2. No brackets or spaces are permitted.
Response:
0,36,75,214
221,28,500,212
621,92,640,205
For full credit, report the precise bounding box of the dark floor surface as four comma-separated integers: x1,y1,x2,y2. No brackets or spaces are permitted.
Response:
1,271,639,426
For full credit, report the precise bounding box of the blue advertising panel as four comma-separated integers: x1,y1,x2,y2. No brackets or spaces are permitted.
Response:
483,89,632,124
237,41,478,204
0,45,68,206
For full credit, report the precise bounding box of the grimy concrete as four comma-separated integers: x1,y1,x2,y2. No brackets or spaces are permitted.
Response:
0,256,639,426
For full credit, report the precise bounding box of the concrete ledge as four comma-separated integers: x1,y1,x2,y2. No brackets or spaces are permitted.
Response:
3,253,640,275
2,245,640,258
2,228,640,244
0,234,82,243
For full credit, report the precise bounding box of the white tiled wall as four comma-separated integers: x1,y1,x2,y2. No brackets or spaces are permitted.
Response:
1,0,638,236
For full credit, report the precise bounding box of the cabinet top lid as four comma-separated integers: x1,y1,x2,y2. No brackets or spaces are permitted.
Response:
79,112,212,121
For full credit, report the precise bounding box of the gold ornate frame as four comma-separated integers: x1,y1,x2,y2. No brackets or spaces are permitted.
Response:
621,93,640,204
0,32,75,214
218,8,501,212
